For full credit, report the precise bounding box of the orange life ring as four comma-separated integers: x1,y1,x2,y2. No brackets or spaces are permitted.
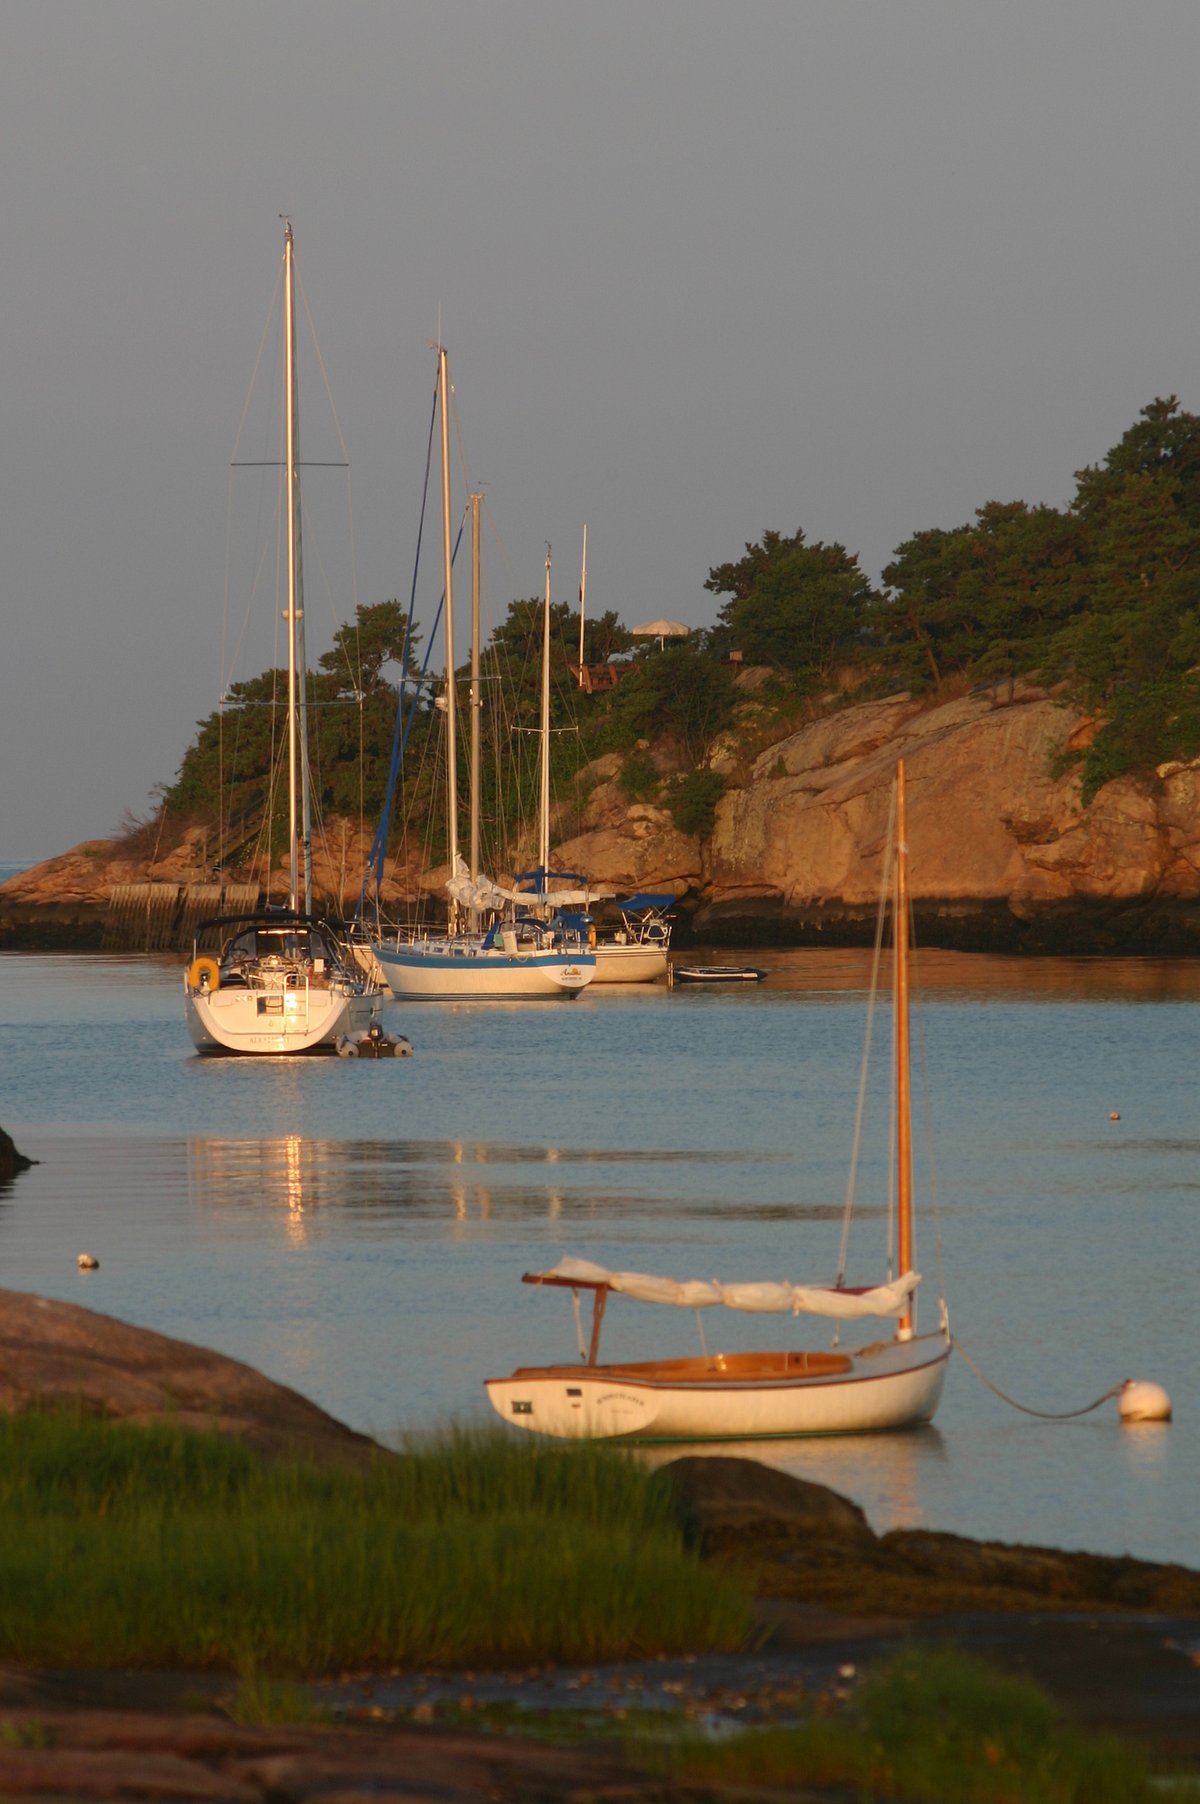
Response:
188,955,220,992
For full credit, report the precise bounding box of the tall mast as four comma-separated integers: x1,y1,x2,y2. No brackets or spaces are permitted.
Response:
283,222,312,914
895,759,913,1338
539,546,552,884
469,492,483,931
438,346,459,931
578,523,587,672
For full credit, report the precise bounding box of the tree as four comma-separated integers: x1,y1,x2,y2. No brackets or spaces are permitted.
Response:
1073,396,1200,527
610,638,735,764
880,503,1083,692
705,529,878,677
317,600,420,693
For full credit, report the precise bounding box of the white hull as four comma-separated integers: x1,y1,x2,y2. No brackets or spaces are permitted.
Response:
485,1333,949,1441
591,942,668,984
185,983,375,1055
375,939,594,1001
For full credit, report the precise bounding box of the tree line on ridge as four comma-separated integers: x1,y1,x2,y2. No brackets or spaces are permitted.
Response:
153,396,1200,875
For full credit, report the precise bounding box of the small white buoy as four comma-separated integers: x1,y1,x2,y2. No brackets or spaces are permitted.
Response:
1109,1110,1120,1121
77,1253,99,1271
1119,1378,1172,1423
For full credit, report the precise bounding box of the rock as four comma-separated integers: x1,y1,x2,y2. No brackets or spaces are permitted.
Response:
882,1528,1200,1613
0,1704,644,1803
0,1290,384,1466
656,1455,874,1548
695,689,1200,950
655,1456,1200,1619
0,1125,33,1182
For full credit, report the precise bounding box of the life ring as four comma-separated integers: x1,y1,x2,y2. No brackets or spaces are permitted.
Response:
188,955,220,992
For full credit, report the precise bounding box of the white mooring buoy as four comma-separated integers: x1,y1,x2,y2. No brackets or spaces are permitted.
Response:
1118,1379,1172,1423
77,1252,99,1271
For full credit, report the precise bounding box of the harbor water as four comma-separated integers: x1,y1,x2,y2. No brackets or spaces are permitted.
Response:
1,942,1197,1568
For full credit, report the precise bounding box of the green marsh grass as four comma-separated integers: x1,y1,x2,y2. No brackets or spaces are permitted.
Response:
0,1413,751,1673
670,1647,1154,1802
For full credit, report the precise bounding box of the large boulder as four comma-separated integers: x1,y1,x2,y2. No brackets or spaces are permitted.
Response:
0,1290,384,1466
656,1455,873,1549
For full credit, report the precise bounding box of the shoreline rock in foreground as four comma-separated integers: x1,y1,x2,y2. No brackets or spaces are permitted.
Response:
0,1289,382,1467
659,1454,1200,1616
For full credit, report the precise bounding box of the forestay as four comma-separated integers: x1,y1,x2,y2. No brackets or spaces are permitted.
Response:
534,1256,920,1319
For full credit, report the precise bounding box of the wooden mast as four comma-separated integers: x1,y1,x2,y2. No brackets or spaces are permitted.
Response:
538,547,552,885
895,759,914,1339
468,493,482,932
438,346,459,932
578,524,587,673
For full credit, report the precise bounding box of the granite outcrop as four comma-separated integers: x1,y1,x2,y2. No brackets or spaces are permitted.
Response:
7,685,1200,951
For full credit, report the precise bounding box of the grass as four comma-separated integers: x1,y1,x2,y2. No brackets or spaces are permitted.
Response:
670,1647,1156,1803
0,1411,752,1674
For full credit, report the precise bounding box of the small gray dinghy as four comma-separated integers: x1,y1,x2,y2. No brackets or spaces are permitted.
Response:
671,964,767,984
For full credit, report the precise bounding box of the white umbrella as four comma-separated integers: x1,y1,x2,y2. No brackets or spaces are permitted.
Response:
631,618,691,647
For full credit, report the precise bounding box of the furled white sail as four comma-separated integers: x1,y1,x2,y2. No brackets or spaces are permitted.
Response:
443,855,614,913
444,857,514,913
536,1256,920,1319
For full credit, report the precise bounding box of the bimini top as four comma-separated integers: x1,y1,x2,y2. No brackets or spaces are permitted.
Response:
525,1256,920,1320
617,893,675,912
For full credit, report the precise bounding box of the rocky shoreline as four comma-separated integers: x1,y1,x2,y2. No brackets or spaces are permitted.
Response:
9,686,1200,954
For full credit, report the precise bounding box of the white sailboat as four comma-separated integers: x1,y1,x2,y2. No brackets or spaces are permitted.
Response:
184,224,383,1056
588,895,674,983
485,759,951,1439
372,364,595,1002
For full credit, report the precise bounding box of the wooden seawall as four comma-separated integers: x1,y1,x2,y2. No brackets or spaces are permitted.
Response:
104,883,262,953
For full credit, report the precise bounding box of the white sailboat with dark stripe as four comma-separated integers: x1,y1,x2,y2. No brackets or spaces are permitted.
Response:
373,392,594,1002
486,760,951,1439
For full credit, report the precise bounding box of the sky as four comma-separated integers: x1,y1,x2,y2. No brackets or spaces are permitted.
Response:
2,0,1198,861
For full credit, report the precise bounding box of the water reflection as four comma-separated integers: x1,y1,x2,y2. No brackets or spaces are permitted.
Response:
284,1133,305,1245
184,1134,857,1228
1117,1420,1173,1481
737,948,1200,1006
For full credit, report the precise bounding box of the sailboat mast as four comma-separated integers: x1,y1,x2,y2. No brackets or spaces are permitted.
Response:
282,222,312,915
469,492,482,931
539,547,553,885
438,346,460,930
578,524,587,671
895,759,914,1338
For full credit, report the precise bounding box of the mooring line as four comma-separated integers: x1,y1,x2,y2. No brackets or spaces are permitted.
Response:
951,1336,1123,1420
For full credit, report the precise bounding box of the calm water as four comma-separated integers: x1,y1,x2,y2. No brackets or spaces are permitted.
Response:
1,945,1197,1567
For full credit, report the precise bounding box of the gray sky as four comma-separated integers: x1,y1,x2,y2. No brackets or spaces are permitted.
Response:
2,0,1198,861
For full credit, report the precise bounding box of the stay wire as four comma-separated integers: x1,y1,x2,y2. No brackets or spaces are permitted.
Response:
951,1336,1123,1420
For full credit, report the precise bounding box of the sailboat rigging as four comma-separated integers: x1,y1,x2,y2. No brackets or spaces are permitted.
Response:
371,352,597,1001
485,759,951,1438
184,223,384,1056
